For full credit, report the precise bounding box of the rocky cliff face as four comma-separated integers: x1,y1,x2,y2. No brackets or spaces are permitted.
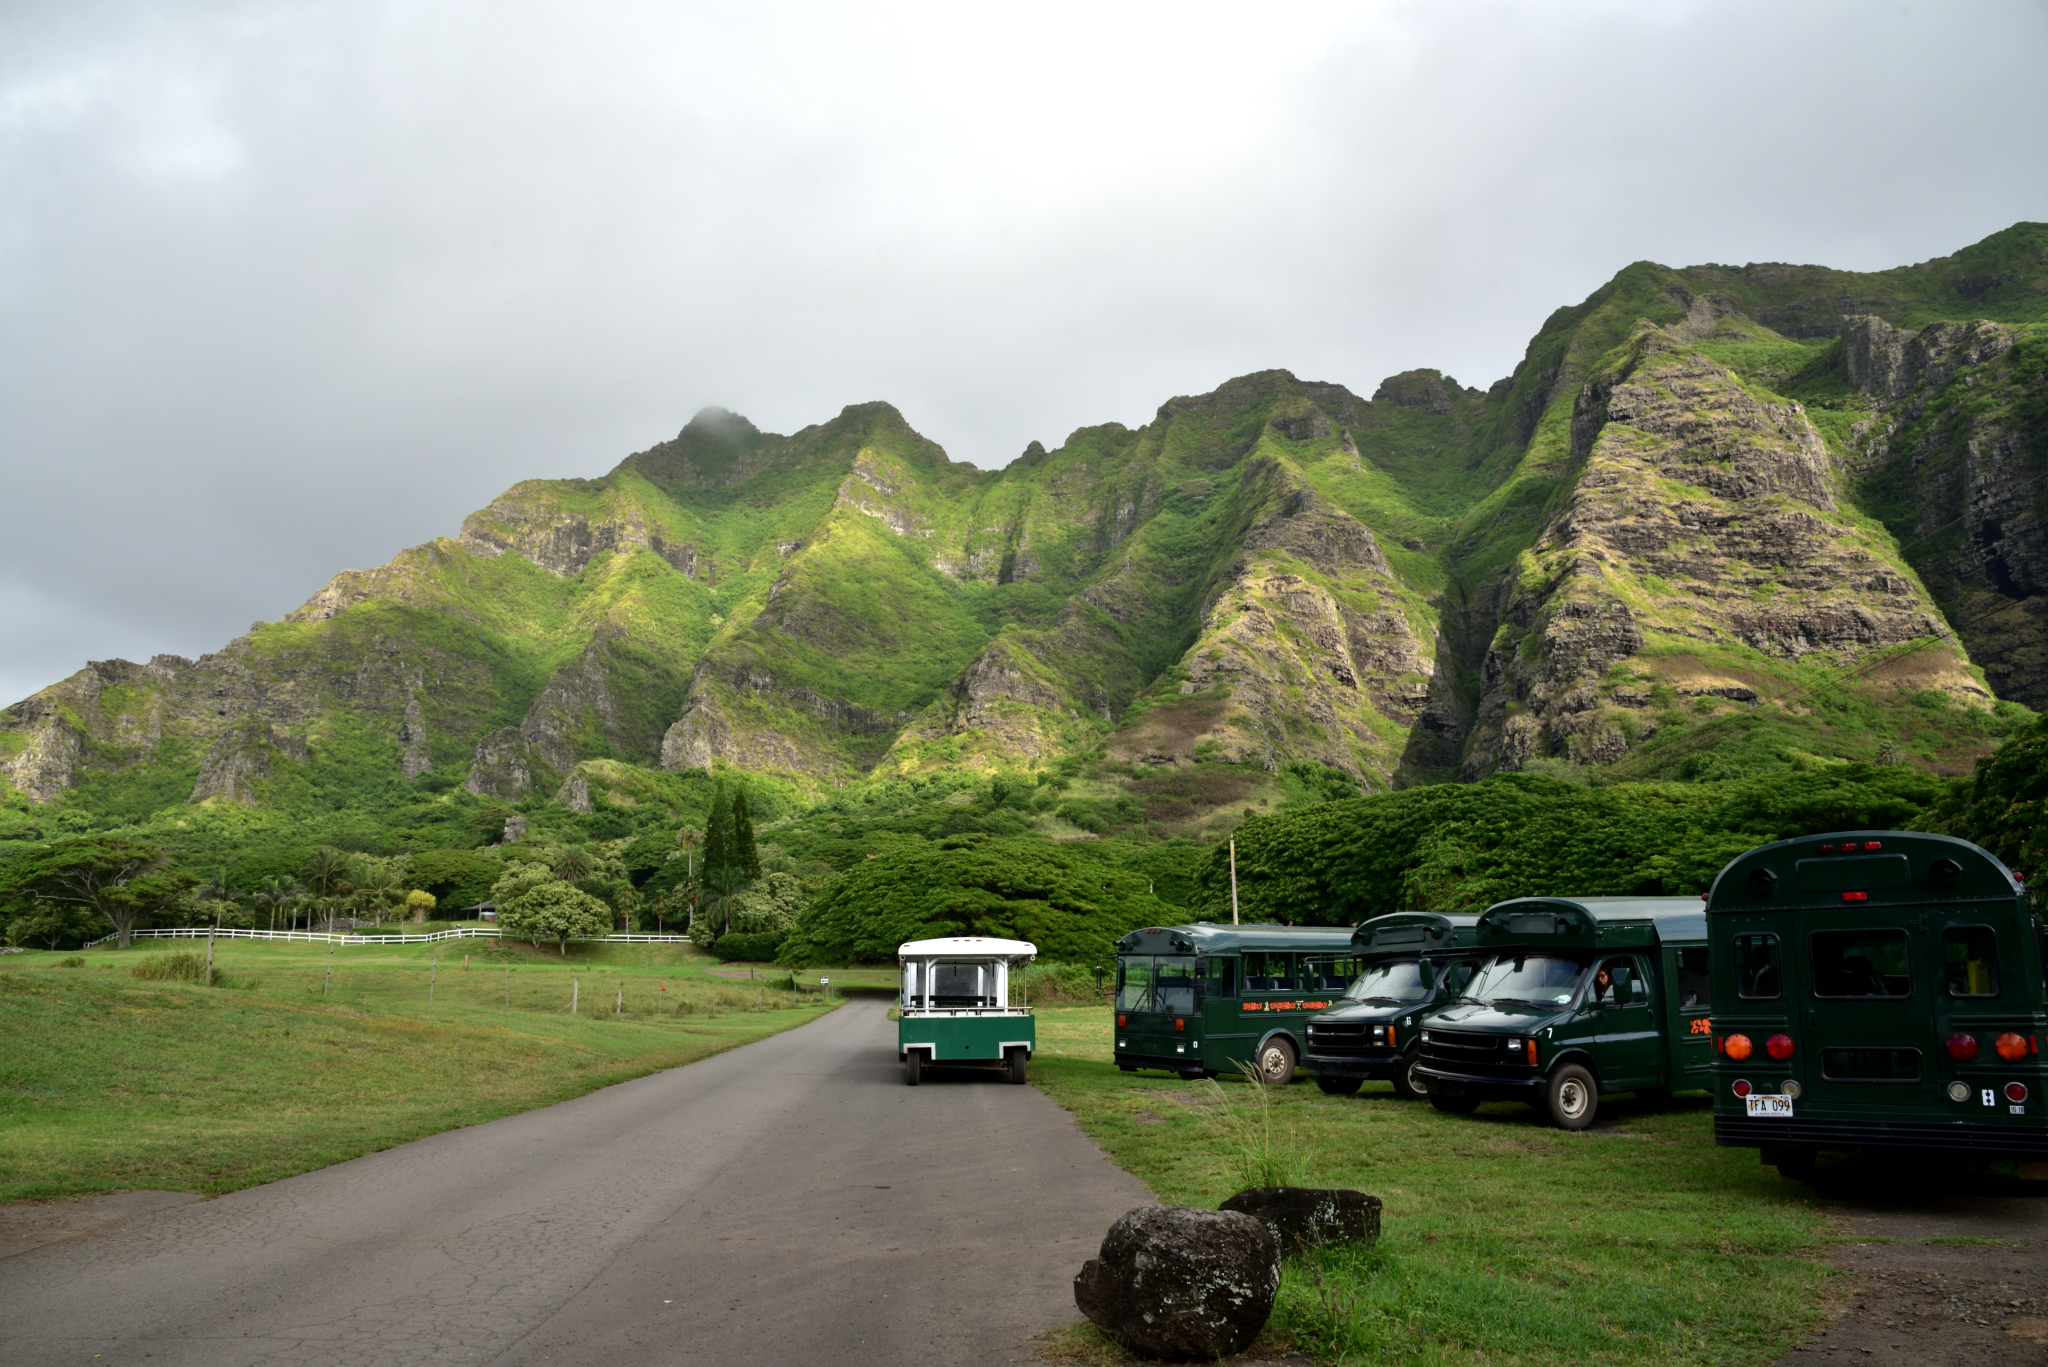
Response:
6,224,2044,818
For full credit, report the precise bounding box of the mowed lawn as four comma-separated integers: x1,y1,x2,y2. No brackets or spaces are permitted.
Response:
0,938,831,1203
1029,1005,1837,1367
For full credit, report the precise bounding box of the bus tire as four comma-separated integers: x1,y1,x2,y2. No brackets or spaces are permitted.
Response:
1006,1047,1028,1085
1315,1073,1364,1097
1429,1087,1480,1115
1543,1064,1598,1130
904,1051,923,1086
1391,1052,1428,1100
1255,1037,1297,1086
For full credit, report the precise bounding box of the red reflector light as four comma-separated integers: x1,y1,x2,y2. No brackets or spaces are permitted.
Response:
1725,1033,1754,1061
1864,840,1882,850
1996,1033,2028,1062
1175,1018,1185,1032
1842,891,1868,901
2008,1082,2029,1103
1766,1033,1795,1061
1732,1079,1752,1097
1116,1014,1127,1027
1819,844,1836,853
1947,1033,1980,1061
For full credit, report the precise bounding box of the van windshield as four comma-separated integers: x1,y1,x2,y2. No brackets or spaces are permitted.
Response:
1461,954,1586,1009
1344,959,1432,1004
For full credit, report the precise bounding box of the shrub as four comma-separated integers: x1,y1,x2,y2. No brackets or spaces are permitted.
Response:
711,930,786,963
130,952,222,986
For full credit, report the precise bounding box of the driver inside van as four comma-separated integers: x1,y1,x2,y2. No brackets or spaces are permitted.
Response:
1592,965,1614,1001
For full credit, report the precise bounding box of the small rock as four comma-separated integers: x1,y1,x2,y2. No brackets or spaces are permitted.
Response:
1220,1186,1381,1253
1073,1206,1278,1361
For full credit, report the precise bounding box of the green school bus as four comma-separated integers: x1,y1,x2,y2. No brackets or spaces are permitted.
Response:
1113,923,1361,1084
897,936,1037,1086
1706,830,2046,1177
1302,913,1485,1099
1413,897,1712,1129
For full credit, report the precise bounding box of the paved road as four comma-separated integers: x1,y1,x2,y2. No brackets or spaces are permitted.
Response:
0,999,1151,1366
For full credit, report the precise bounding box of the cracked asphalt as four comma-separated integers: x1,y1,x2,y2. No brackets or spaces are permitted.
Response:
0,997,1151,1366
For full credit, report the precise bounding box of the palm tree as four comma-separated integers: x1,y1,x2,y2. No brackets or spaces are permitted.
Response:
702,866,746,938
554,845,593,883
355,874,405,926
301,847,351,900
253,877,302,933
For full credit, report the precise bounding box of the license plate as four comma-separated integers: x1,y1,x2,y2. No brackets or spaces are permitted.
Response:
1745,1094,1794,1118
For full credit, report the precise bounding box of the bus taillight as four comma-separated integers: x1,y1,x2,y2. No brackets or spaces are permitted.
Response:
2007,1082,2029,1103
1766,1034,1795,1061
1725,1033,1754,1061
1997,1033,2029,1062
1947,1033,1979,1061
1732,1079,1752,1097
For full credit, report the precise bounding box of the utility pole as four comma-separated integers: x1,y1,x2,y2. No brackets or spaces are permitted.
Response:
1229,837,1240,925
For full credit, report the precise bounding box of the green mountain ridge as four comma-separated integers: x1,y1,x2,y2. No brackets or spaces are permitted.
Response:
6,224,2047,837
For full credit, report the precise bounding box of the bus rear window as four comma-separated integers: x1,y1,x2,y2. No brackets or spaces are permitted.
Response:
1810,929,1911,999
1675,947,1710,1010
1734,933,1781,1000
1943,926,1999,997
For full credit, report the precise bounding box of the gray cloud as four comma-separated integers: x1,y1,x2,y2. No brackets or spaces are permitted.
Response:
3,0,2045,705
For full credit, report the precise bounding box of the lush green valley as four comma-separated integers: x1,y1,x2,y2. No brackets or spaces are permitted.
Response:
5,224,2048,958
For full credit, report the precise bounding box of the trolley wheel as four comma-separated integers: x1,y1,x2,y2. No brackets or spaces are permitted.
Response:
1542,1064,1598,1131
1315,1073,1364,1097
1255,1037,1297,1086
1428,1087,1480,1115
1006,1046,1028,1085
1390,1052,1428,1100
903,1051,923,1086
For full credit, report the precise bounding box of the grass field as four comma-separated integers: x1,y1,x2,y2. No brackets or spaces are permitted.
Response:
0,937,832,1203
1029,1005,1837,1367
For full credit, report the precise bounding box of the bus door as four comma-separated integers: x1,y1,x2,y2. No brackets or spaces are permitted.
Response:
1800,909,1933,1110
1667,945,1715,1088
1932,909,2025,1117
1590,954,1663,1088
1202,956,1248,1070
1241,951,1303,1052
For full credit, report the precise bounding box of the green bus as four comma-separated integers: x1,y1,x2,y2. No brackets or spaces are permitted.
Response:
1113,923,1361,1084
1706,830,2045,1178
1413,897,1712,1129
897,936,1038,1086
1303,913,1485,1099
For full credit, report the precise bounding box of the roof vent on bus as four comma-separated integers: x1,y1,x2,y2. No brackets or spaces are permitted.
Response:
1748,867,1778,892
1932,858,1963,880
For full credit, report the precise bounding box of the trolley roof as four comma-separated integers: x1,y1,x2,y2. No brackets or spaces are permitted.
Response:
896,936,1037,961
1477,896,1707,950
1353,912,1483,955
1704,829,2022,912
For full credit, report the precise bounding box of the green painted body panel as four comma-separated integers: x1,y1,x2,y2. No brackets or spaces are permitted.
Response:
1706,831,2048,1159
1414,897,1711,1097
1112,923,1358,1075
897,1013,1035,1062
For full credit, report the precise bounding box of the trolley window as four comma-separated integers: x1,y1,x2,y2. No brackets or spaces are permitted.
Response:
1943,926,2000,998
1207,957,1236,997
1734,933,1781,1000
1675,947,1711,1010
1299,955,1363,993
930,961,998,1008
1810,929,1911,999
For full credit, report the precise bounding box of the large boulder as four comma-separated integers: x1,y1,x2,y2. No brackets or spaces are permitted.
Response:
1073,1205,1279,1361
1220,1186,1381,1253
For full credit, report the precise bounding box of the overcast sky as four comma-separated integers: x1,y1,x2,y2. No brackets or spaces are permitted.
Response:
3,0,2045,706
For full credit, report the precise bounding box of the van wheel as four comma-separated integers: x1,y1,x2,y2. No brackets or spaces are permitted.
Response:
904,1051,923,1086
1429,1088,1480,1115
1543,1064,1598,1130
1315,1073,1363,1096
1390,1052,1428,1100
1256,1038,1297,1085
1006,1047,1028,1085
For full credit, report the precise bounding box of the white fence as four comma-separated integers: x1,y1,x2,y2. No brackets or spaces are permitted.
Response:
83,927,694,949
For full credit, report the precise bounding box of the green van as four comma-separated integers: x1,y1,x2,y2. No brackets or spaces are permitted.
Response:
1413,897,1713,1129
1113,923,1361,1084
1706,830,2046,1177
1302,913,1485,1099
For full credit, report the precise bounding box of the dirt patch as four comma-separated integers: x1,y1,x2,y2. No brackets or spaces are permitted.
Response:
1767,1158,2048,1366
0,1190,198,1260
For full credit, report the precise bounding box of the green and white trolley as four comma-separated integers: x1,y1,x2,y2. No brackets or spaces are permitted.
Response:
897,937,1038,1086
